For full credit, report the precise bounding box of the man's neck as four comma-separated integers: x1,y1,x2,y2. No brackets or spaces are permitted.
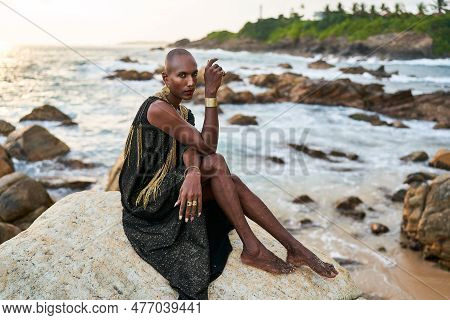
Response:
166,92,181,110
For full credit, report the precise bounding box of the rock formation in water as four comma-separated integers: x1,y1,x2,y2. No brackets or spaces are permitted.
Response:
402,173,450,269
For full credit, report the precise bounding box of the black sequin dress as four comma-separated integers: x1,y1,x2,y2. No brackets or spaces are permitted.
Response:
119,96,234,300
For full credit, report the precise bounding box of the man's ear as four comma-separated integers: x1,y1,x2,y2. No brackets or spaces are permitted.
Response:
161,71,168,84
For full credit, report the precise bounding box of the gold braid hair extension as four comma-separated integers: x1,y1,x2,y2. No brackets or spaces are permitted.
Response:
136,123,143,168
135,89,189,208
123,124,135,167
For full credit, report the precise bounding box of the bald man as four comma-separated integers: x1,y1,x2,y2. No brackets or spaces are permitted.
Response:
147,48,339,276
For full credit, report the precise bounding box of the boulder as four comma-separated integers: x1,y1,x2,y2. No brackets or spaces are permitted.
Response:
335,196,366,220
0,191,361,299
329,150,359,161
307,60,334,69
217,85,235,104
38,176,96,190
278,63,293,69
56,158,98,169
0,146,14,179
404,172,437,186
391,189,407,203
293,194,315,204
400,151,429,162
0,172,53,223
227,114,258,126
196,68,242,87
105,153,124,191
119,56,138,63
402,174,450,269
105,69,153,81
349,113,389,126
433,121,450,129
19,104,73,123
429,148,450,171
266,156,285,164
223,72,243,84
4,125,70,161
153,65,164,74
370,223,390,235
288,143,335,162
0,120,15,136
339,65,396,78
0,222,21,244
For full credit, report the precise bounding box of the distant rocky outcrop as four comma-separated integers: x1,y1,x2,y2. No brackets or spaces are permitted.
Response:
308,59,334,69
182,31,435,60
105,70,153,81
119,56,138,63
401,174,450,269
339,65,397,78
0,191,361,299
4,125,70,161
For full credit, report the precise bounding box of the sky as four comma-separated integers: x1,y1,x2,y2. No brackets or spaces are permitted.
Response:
0,0,439,46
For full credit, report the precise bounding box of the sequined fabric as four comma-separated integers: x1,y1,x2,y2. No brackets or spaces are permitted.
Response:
119,96,234,300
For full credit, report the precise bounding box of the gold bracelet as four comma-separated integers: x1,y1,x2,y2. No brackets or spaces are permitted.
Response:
184,165,201,178
205,97,218,108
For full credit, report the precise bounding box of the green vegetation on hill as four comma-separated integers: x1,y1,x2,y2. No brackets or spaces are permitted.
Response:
205,9,450,56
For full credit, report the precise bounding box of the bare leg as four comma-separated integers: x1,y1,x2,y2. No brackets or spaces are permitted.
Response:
200,153,295,274
228,174,338,278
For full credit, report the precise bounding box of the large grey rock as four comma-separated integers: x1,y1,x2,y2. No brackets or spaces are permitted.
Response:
0,191,361,299
0,172,53,224
4,125,70,161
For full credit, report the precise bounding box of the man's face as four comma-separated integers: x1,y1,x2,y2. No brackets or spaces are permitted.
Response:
163,54,198,101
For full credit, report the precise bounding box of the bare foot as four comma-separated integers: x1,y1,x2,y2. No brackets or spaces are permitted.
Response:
241,245,296,274
287,247,338,278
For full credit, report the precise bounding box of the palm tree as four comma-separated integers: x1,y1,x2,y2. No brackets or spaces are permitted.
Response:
417,2,427,15
337,2,345,13
324,4,331,15
360,3,366,14
370,4,378,16
431,0,448,14
352,2,360,14
380,3,391,15
394,3,405,15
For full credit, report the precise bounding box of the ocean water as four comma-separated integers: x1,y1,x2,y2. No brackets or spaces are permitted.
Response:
0,45,449,299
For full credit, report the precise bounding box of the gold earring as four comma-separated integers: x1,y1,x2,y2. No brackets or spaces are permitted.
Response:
162,85,170,95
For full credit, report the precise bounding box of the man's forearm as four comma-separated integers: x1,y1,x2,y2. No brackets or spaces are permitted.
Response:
200,106,219,153
182,146,202,172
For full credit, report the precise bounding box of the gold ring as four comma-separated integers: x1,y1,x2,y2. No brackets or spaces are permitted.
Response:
186,201,192,206
192,200,197,206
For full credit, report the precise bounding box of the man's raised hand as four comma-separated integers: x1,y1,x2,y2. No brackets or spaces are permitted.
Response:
204,58,225,98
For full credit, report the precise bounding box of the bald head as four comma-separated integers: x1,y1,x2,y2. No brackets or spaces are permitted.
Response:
164,48,195,73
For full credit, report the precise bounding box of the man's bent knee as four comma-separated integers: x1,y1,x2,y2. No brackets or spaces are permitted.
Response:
201,153,229,175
